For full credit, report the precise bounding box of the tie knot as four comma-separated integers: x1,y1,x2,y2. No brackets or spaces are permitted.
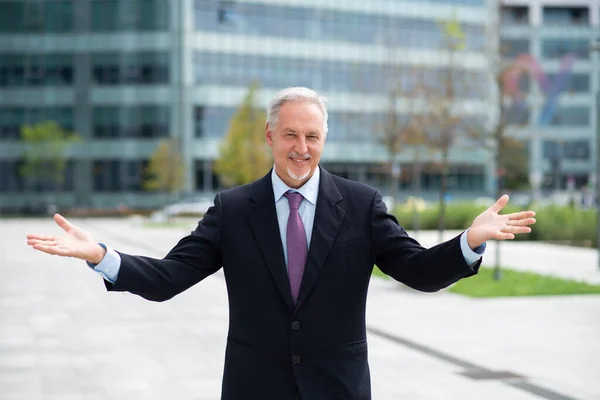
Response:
284,191,303,210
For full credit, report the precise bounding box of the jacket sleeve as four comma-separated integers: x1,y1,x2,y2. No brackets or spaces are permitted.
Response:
370,191,480,292
105,193,224,302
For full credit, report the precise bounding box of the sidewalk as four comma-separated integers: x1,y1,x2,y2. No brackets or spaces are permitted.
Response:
407,229,600,284
0,218,598,399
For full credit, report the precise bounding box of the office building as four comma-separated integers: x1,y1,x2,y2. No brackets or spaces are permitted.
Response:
501,0,600,192
0,0,491,211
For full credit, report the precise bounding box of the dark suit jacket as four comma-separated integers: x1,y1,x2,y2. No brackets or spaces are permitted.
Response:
106,166,480,400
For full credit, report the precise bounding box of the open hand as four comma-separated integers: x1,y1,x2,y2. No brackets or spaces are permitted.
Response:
467,195,536,249
26,214,106,264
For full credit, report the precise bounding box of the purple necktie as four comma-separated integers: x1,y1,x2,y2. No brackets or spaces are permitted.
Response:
284,191,307,304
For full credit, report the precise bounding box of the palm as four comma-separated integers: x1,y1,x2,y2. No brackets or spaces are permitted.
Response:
26,214,100,262
467,195,536,249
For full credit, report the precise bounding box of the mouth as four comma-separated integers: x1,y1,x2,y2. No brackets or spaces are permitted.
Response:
289,156,310,165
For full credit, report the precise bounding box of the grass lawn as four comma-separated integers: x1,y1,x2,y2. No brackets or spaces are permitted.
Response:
372,266,600,297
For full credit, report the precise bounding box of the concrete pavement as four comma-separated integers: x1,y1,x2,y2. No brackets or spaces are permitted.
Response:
0,218,598,399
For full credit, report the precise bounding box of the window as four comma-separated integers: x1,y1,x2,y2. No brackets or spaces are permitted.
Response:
542,39,589,59
91,0,169,32
505,103,530,125
193,1,485,50
501,39,530,58
0,54,73,87
194,106,235,138
549,106,589,126
92,52,169,84
0,107,73,139
543,6,589,26
500,5,529,25
193,52,486,99
546,73,589,93
93,106,170,138
93,160,121,192
543,140,590,161
0,1,74,33
92,160,148,192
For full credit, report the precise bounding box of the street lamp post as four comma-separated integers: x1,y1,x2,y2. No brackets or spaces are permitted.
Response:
590,42,600,269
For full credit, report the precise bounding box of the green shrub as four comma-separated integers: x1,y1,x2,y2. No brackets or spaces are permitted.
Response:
393,201,597,248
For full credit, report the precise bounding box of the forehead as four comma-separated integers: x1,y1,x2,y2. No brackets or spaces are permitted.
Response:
278,101,323,131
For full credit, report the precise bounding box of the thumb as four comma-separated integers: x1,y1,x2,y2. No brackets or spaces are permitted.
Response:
489,194,509,213
53,213,74,233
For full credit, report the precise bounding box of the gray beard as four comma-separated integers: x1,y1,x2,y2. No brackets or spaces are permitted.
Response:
287,167,311,182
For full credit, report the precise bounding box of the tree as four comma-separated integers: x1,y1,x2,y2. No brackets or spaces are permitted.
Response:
143,138,186,200
19,121,80,196
215,82,272,187
377,68,431,227
422,17,469,242
464,2,532,279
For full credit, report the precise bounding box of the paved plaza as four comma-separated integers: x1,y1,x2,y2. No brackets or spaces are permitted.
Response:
1,217,599,399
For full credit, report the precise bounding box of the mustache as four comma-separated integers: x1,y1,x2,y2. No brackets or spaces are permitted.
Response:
288,152,310,159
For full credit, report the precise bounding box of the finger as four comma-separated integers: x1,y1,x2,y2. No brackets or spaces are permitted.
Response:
54,213,74,233
508,211,536,220
489,194,509,213
32,244,70,256
26,234,56,241
27,239,56,246
502,226,532,234
493,232,515,240
507,218,536,227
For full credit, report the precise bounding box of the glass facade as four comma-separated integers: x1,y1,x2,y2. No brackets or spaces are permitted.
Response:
91,0,169,32
0,160,75,192
93,159,149,192
0,107,73,139
542,6,589,26
0,0,74,33
91,52,169,85
93,106,170,138
194,1,485,51
541,39,590,59
194,52,487,99
549,106,589,126
0,53,74,87
0,0,492,208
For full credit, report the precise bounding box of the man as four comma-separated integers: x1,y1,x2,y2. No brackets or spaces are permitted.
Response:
27,87,536,399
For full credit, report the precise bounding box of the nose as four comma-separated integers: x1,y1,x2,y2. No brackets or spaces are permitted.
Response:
295,136,308,154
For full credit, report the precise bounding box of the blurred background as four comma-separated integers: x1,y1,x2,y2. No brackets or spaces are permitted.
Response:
1,2,600,399
0,0,597,243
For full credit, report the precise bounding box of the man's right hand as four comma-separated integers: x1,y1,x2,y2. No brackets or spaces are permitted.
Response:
26,214,107,264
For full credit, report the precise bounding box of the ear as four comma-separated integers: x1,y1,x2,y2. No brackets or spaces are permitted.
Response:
265,122,273,146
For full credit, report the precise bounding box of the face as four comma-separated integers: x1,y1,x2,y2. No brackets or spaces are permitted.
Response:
266,101,325,188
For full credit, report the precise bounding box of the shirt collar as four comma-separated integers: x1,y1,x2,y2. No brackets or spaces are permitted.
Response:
272,165,320,205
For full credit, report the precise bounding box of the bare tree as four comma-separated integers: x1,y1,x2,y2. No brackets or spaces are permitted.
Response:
464,1,531,279
419,17,470,242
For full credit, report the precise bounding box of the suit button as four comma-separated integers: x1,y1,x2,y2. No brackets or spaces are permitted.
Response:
292,355,300,364
291,321,300,330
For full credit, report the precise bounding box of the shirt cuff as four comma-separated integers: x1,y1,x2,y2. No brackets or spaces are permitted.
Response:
460,229,486,267
86,243,121,284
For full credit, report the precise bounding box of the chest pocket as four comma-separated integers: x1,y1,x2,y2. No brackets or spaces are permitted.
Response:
328,239,362,257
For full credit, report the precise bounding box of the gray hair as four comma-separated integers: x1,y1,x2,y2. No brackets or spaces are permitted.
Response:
266,87,328,134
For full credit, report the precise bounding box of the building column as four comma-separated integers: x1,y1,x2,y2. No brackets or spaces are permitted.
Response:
73,0,93,207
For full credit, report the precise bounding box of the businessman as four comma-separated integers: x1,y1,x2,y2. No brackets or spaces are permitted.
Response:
27,87,536,400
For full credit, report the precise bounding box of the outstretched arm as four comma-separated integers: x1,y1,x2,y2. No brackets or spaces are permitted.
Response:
372,193,535,292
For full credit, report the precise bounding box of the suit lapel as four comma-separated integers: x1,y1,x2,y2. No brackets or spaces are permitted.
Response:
246,171,294,312
294,168,345,313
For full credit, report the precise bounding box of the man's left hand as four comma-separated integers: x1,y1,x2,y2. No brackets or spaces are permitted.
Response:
467,194,536,250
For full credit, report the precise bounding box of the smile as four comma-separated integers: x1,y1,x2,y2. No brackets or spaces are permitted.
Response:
289,157,309,163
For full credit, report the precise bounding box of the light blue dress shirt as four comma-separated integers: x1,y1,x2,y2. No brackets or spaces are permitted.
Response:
89,167,484,283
